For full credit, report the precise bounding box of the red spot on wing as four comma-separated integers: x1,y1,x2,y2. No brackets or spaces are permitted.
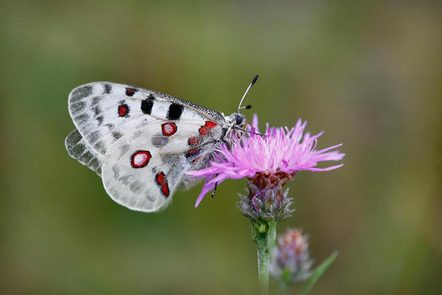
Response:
125,88,136,96
192,156,201,164
188,137,200,146
155,172,170,197
162,122,177,136
188,148,201,155
131,150,152,168
205,121,217,129
118,104,129,117
161,184,169,197
199,121,217,136
199,126,208,136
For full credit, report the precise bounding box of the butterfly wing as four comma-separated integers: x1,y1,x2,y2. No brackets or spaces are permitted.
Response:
67,81,229,211
68,82,226,156
101,121,217,212
65,129,104,175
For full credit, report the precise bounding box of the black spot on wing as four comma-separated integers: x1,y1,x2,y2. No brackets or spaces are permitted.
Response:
104,84,112,94
141,99,153,114
104,123,115,132
96,115,103,126
112,131,122,140
92,106,101,116
167,103,183,120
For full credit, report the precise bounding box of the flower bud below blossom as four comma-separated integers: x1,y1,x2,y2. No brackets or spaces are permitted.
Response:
269,229,313,283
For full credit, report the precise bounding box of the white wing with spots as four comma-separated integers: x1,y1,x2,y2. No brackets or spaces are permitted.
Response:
65,81,243,212
101,122,218,212
68,82,226,157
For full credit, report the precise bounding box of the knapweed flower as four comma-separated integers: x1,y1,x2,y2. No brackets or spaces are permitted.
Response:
269,229,313,283
187,114,345,220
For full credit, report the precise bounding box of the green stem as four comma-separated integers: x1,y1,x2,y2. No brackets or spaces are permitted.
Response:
252,219,277,295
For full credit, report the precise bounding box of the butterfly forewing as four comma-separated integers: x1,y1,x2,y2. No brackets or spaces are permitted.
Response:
68,82,226,157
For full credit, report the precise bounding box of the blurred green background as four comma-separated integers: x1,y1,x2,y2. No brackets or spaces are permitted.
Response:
1,1,441,294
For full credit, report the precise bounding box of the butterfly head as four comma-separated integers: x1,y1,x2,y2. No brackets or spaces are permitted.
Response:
225,112,246,129
235,112,246,128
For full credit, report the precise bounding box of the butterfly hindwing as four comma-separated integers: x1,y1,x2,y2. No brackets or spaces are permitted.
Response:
65,129,104,175
101,120,219,212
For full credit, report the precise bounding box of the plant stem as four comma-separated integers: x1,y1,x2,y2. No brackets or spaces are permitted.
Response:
252,219,277,295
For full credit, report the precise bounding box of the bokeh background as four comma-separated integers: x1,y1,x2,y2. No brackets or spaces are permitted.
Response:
1,1,441,294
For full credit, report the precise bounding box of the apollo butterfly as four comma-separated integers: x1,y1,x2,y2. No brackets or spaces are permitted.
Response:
65,76,258,212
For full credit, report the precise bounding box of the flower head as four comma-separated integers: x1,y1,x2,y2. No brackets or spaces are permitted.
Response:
269,228,313,283
187,114,345,209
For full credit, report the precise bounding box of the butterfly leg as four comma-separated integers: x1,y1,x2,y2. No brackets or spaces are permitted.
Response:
211,174,219,198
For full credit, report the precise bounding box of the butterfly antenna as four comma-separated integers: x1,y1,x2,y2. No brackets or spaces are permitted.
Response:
238,75,259,112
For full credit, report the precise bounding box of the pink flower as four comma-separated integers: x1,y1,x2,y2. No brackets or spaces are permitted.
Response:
187,114,345,207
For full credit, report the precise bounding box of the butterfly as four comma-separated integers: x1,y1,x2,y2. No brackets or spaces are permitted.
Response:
65,77,257,212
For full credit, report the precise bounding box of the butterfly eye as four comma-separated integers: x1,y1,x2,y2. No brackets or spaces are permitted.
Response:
235,115,243,126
